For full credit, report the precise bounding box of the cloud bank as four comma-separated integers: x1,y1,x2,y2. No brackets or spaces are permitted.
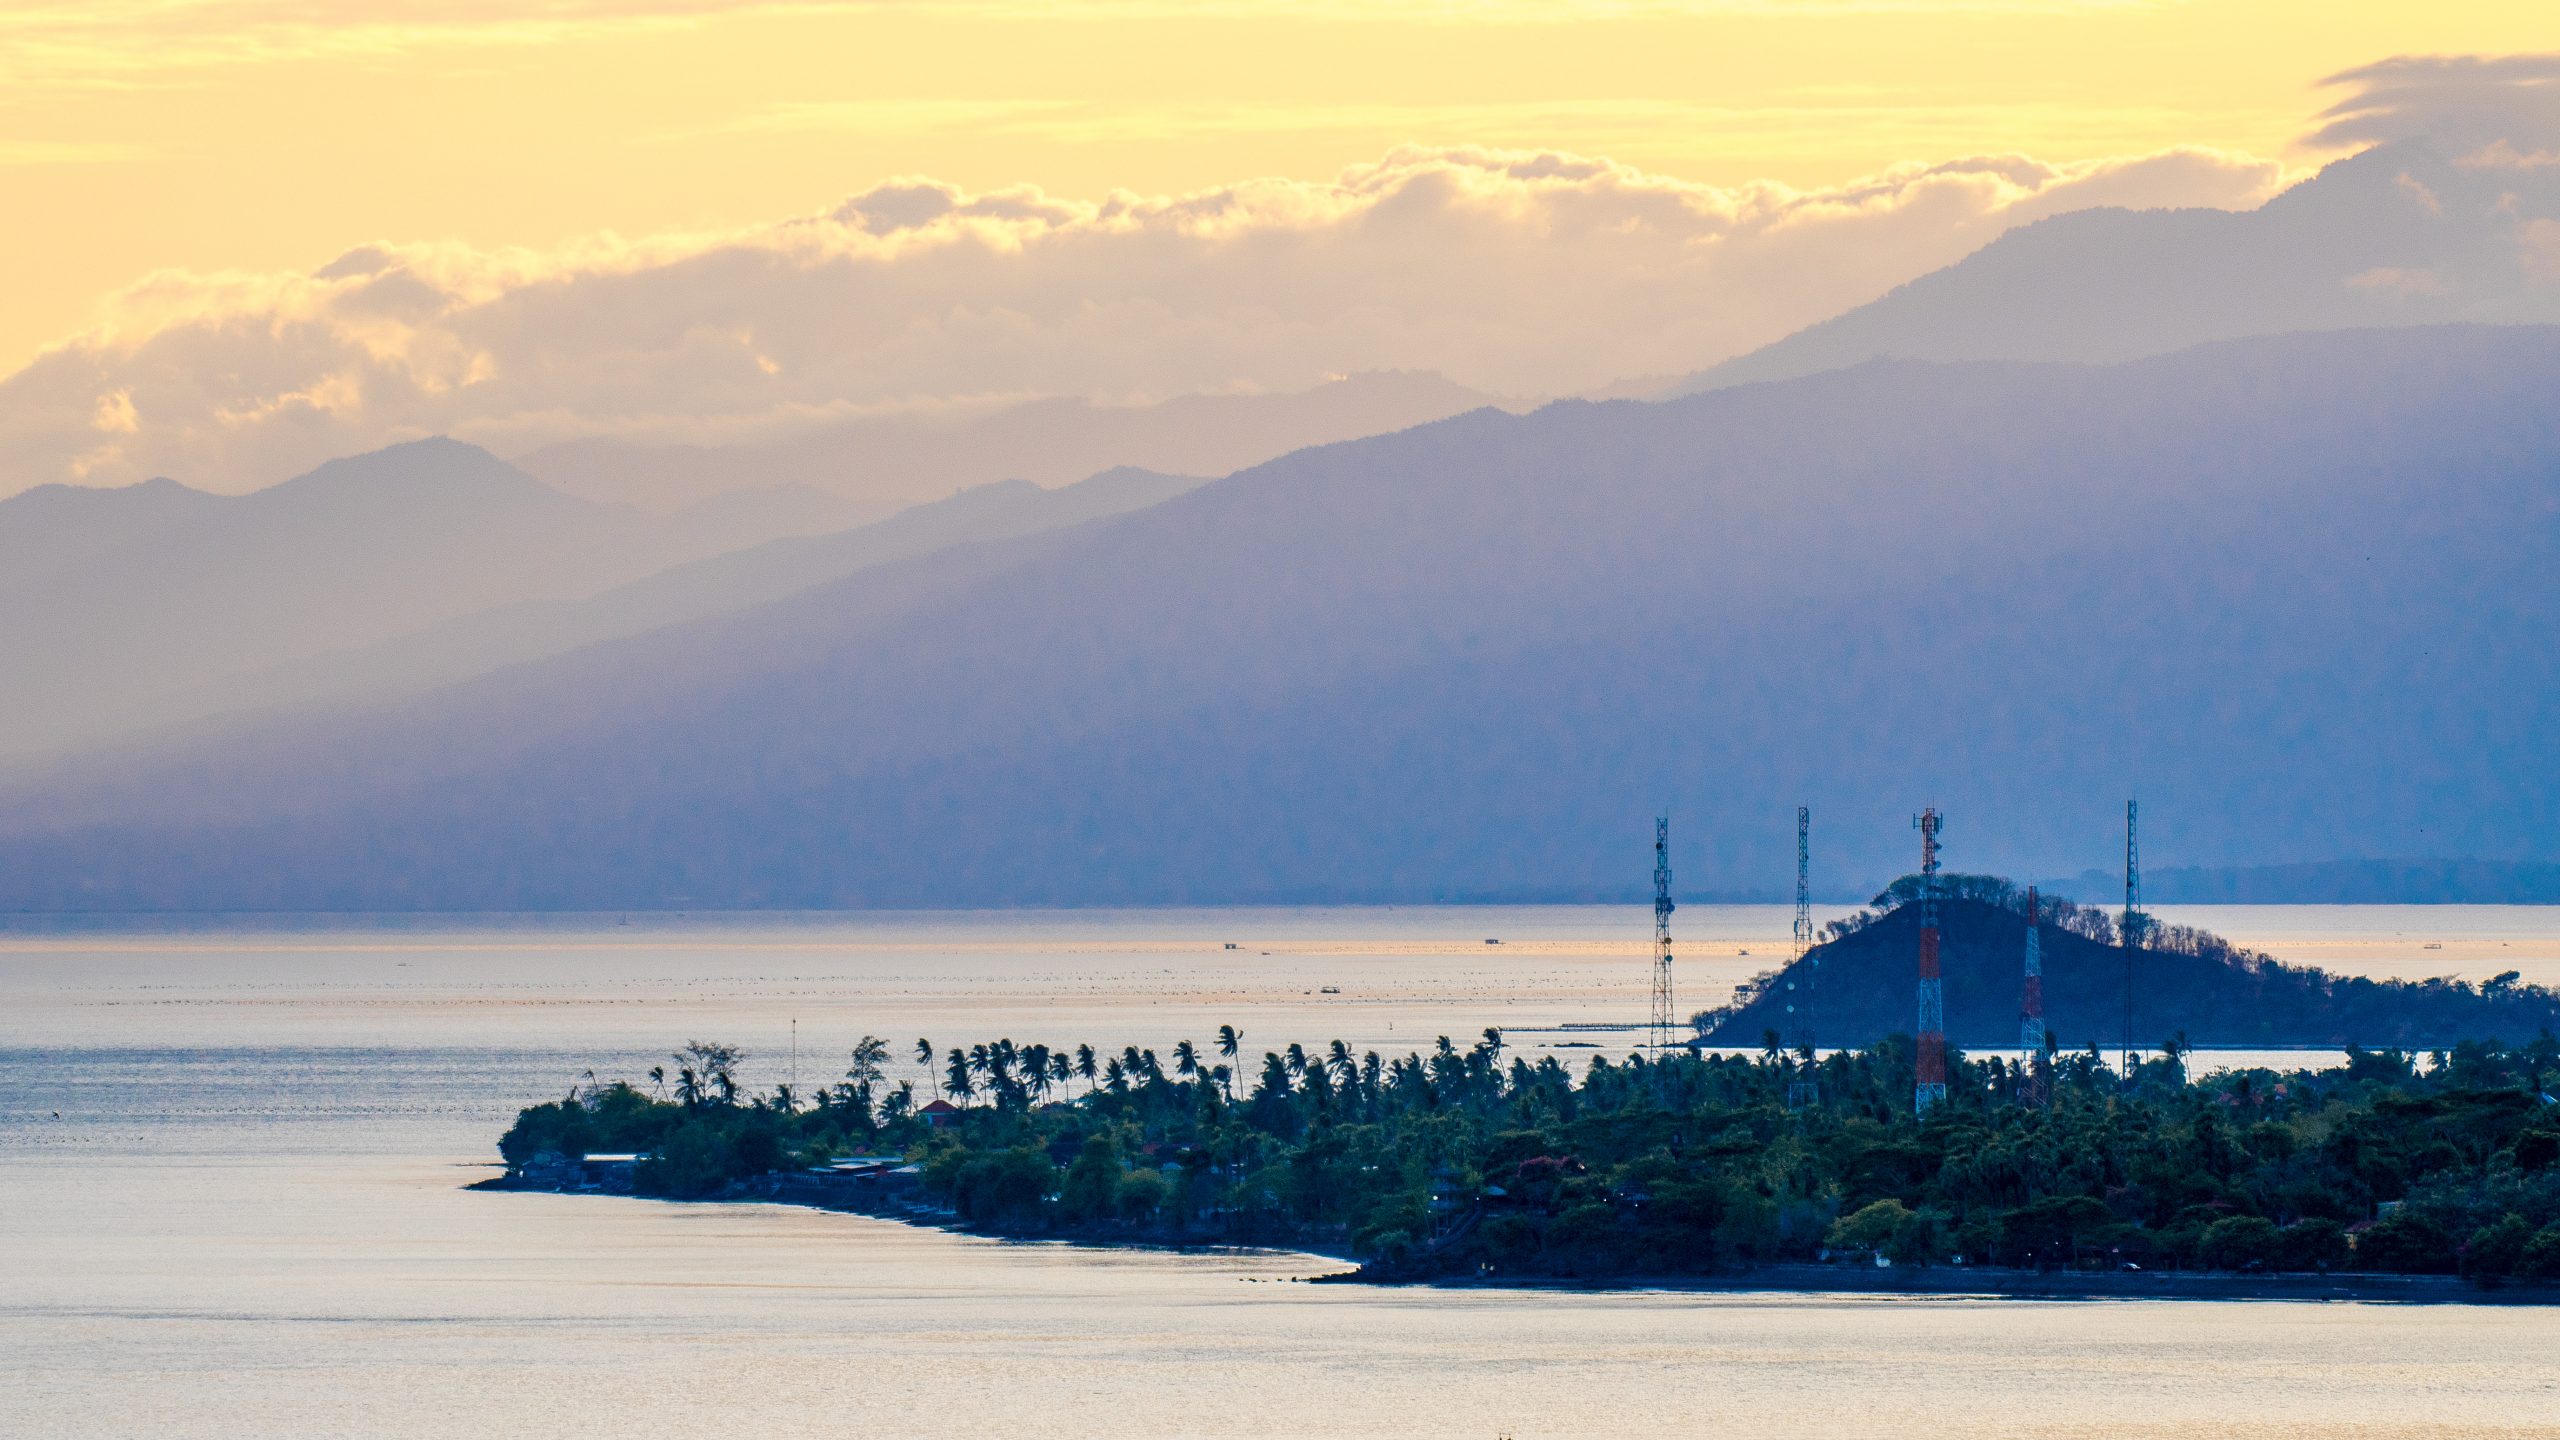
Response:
2313,53,2560,158
0,144,2287,495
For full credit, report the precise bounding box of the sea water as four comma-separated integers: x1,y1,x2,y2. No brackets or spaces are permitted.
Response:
5,906,2558,1438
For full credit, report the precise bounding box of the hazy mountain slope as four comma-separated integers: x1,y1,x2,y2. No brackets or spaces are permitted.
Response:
199,466,1207,724
0,439,862,761
0,477,229,588
517,371,1495,516
4,326,2556,909
1674,141,2560,393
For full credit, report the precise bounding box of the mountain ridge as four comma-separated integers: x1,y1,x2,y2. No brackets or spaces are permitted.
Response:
3,325,2555,909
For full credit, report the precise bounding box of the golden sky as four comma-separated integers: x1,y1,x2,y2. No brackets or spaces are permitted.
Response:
2,1,2554,373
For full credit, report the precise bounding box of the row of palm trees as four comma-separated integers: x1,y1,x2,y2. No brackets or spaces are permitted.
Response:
895,1025,1512,1113
641,1024,1518,1119
908,1028,1252,1109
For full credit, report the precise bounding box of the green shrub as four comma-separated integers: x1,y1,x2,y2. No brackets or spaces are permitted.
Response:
1115,1167,1171,1222
1825,1198,1911,1256
2462,1214,2534,1281
2517,1225,2560,1281
2356,1209,2459,1274
2277,1218,2350,1272
2198,1215,2280,1271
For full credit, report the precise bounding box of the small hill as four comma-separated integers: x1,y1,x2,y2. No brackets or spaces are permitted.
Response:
1699,887,2560,1051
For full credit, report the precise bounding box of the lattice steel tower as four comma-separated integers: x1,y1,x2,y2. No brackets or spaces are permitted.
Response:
2120,798,2144,1077
2021,886,2049,1107
1649,817,1677,1054
1913,807,1947,1111
2020,886,2046,1052
1785,806,1819,1107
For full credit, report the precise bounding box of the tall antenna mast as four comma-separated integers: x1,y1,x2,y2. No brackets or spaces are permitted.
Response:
2020,887,2046,1106
1913,808,1947,1111
2121,799,2142,1077
1649,817,1677,1055
1785,806,1818,1108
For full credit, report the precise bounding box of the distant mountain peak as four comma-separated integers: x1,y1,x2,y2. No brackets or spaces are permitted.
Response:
1669,138,2560,395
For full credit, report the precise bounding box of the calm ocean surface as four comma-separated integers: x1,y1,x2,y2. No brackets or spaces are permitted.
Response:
7,905,2560,1438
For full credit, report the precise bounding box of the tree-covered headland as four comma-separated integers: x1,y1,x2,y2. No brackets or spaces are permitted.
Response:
501,1024,2560,1287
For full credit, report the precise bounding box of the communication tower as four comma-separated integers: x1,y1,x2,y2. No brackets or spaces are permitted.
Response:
2121,799,2144,1077
2020,887,2049,1106
1785,806,1819,1108
1913,808,1947,1111
1649,817,1677,1054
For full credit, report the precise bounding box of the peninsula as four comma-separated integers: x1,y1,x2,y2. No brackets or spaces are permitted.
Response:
489,902,2560,1296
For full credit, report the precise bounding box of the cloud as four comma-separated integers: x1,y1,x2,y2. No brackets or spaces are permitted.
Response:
0,143,2287,495
2310,54,2560,158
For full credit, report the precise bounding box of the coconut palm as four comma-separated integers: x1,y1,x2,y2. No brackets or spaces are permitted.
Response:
1173,1039,1201,1081
945,1048,976,1104
917,1038,940,1099
1076,1044,1098,1092
1051,1051,1074,1096
1217,1025,1243,1099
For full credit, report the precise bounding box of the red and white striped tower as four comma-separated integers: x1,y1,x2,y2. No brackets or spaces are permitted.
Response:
1913,808,1946,1111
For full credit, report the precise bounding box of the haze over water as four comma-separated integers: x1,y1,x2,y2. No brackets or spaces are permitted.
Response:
6,905,2560,1437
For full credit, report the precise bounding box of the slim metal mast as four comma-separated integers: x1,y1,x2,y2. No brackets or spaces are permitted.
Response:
1785,806,1818,1107
1649,817,1677,1054
2021,887,2047,1106
2121,799,2143,1077
1913,808,1947,1111
2020,888,2046,1050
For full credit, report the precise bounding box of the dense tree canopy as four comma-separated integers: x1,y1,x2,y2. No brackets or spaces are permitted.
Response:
499,1025,2560,1287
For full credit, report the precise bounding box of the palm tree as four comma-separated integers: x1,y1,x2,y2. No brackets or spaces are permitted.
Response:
1173,1039,1201,1082
945,1048,977,1105
1103,1057,1128,1093
917,1038,939,1099
1284,1043,1309,1082
678,1041,744,1106
1051,1051,1074,1097
647,1064,666,1099
1217,1025,1242,1099
1075,1044,1098,1093
1327,1040,1355,1087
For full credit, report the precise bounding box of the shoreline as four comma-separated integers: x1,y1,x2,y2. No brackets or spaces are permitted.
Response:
476,1178,2560,1305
